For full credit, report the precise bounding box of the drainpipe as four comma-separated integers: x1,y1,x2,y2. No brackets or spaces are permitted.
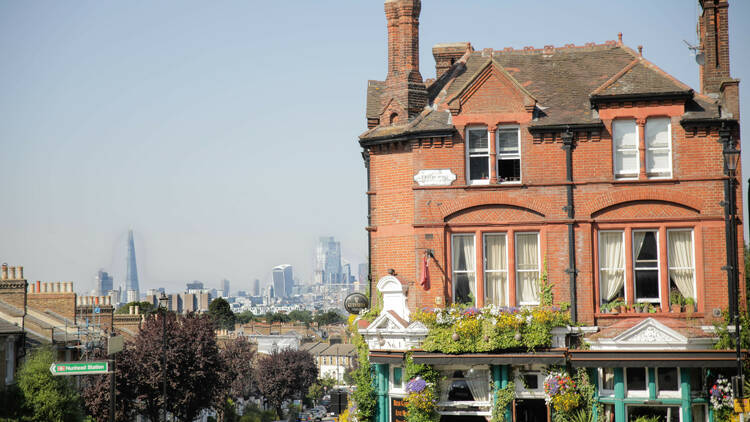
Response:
562,129,578,324
363,150,373,307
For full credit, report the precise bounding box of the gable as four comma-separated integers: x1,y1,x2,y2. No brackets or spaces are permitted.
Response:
459,66,529,114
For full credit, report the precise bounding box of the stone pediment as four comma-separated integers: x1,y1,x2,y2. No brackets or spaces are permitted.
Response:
589,318,713,351
363,310,408,335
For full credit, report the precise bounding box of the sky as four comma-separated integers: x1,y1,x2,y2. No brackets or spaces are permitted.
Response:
1,1,748,295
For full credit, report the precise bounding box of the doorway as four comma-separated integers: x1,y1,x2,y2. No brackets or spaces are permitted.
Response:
515,399,549,422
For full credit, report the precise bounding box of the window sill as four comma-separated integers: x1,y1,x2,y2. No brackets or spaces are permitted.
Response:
595,311,705,319
612,177,677,185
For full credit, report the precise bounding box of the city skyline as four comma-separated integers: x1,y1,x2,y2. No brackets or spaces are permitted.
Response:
1,1,748,296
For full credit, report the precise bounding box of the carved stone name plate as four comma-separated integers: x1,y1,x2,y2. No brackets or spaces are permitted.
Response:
414,169,456,186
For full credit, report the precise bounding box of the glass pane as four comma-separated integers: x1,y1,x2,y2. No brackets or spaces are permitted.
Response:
497,129,519,153
635,232,658,263
452,235,474,271
469,156,489,180
522,374,539,389
692,404,707,422
616,151,638,174
485,234,507,270
635,270,660,300
657,368,678,392
468,129,488,151
485,272,508,306
627,406,680,422
647,150,670,172
498,158,520,181
613,119,637,148
516,233,539,270
626,368,647,391
393,367,402,388
646,117,670,148
603,368,615,390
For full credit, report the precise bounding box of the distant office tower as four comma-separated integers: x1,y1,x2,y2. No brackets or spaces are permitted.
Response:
358,263,368,283
186,281,204,291
272,265,293,298
198,292,210,312
182,293,197,312
95,270,113,296
220,279,230,297
126,289,138,303
315,236,342,284
107,289,120,307
122,230,140,302
343,262,353,284
253,279,260,296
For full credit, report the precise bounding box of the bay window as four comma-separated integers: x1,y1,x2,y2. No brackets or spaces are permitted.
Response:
598,228,697,309
466,127,490,184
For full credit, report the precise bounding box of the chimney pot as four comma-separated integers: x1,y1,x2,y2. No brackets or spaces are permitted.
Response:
56,282,61,293
638,45,643,56
135,305,139,315
17,266,23,279
95,296,99,305
10,267,16,280
618,32,623,44
36,280,41,293
1,263,7,280
129,306,134,315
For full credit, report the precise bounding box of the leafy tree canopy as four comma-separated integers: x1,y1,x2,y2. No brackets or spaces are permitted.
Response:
208,297,237,331
314,310,345,326
16,346,83,422
235,310,258,324
254,349,317,416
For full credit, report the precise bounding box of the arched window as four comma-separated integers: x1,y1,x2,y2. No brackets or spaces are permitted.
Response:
390,112,398,125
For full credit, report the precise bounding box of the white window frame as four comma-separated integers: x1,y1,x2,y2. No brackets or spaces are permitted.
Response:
598,230,627,305
655,367,681,398
466,126,490,185
514,231,541,306
496,125,521,184
390,366,405,394
644,117,673,179
624,367,649,398
598,368,616,397
612,119,640,179
483,233,509,307
452,233,477,304
633,229,661,304
515,368,545,399
667,229,696,305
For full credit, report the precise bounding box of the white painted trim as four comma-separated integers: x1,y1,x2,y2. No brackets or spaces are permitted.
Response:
466,126,491,185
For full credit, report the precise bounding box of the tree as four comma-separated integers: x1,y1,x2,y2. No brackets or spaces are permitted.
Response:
235,310,257,324
314,310,345,326
209,298,237,331
306,376,336,406
16,346,83,422
288,310,313,325
83,313,226,422
254,349,317,416
264,312,290,324
213,338,257,420
114,301,154,314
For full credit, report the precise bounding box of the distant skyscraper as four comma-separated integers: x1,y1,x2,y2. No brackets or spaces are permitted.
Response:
315,236,342,284
253,279,260,296
272,265,293,298
122,230,140,302
186,281,204,291
358,263,368,283
95,270,113,296
220,279,230,297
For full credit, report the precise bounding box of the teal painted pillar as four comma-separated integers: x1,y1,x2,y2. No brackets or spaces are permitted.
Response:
648,368,657,400
502,365,512,421
492,365,501,391
376,364,389,422
590,368,599,421
614,368,625,422
491,365,512,421
680,368,693,422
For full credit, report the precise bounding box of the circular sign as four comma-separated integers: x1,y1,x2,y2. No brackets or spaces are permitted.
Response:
344,293,369,315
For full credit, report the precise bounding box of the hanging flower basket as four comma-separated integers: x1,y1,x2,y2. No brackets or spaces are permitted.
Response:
544,371,580,413
405,376,438,415
709,375,733,411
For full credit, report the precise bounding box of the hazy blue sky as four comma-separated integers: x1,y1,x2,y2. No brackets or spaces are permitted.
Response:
1,1,748,295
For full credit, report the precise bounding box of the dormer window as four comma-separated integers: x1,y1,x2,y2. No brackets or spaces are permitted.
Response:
466,127,490,184
613,119,639,178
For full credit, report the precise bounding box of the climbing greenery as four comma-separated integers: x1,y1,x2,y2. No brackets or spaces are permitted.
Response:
550,368,601,422
490,382,516,422
413,304,571,354
403,354,440,422
349,316,376,422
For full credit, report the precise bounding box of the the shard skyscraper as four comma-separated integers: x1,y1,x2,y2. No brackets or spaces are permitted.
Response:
122,229,140,303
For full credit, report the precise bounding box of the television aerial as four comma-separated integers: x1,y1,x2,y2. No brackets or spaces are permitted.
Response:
683,40,705,66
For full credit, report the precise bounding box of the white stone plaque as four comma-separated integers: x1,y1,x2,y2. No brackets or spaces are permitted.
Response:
414,169,456,186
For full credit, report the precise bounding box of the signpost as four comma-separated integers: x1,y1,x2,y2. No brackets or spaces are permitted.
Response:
49,361,109,376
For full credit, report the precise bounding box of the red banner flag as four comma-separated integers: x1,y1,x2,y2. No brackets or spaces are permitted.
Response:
420,255,430,290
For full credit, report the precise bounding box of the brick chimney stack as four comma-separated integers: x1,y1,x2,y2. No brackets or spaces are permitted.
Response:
698,0,731,95
382,0,427,124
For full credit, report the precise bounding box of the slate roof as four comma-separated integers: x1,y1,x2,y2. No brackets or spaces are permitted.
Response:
361,42,722,141
0,319,22,335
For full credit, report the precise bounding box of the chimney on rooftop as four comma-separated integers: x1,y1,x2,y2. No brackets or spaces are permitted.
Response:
698,0,731,95
1,264,7,280
382,0,427,124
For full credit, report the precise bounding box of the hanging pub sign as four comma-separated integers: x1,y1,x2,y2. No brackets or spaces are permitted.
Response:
344,293,369,315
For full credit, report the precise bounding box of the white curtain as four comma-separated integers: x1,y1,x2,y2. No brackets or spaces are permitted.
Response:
633,232,646,261
668,231,695,300
465,369,490,402
599,232,625,302
516,233,539,304
485,234,508,306
453,235,476,304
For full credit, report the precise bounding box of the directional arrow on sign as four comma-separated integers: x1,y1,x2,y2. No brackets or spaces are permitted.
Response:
49,361,109,376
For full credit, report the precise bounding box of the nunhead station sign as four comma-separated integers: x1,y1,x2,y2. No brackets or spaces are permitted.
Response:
49,361,109,376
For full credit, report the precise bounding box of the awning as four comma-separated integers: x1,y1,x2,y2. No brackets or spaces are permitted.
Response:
411,350,566,366
369,351,405,364
569,350,746,368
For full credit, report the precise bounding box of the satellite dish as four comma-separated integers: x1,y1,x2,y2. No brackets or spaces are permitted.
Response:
695,52,705,66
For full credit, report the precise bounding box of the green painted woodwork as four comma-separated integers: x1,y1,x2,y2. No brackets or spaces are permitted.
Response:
680,368,692,422
614,368,626,422
648,368,657,400
375,364,389,422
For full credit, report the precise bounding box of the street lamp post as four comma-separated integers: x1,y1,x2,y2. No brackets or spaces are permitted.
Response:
158,293,169,421
722,129,743,399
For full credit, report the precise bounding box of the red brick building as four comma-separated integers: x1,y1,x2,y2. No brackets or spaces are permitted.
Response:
358,1,744,421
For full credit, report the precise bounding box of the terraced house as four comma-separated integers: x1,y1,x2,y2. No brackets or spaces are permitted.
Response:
356,1,744,421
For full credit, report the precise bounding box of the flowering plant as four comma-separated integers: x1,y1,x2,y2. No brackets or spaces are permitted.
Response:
405,377,438,415
544,371,580,413
709,375,733,410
